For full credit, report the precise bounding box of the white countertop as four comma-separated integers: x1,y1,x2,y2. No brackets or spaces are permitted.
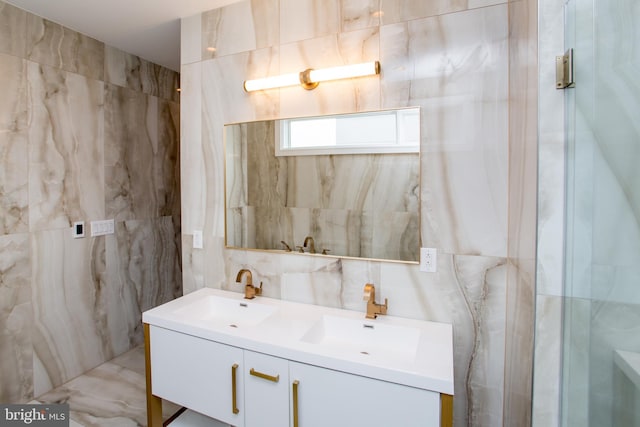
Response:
615,350,640,390
143,288,454,395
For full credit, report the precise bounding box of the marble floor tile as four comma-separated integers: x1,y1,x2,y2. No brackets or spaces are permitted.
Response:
34,345,181,427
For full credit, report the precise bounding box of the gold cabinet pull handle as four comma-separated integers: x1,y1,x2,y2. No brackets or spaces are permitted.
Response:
231,363,239,414
250,368,280,383
292,380,300,427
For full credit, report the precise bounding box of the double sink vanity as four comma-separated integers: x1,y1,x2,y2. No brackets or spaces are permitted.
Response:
142,278,454,427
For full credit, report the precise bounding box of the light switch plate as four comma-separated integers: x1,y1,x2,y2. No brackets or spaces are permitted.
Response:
193,230,203,249
91,219,115,237
420,247,437,272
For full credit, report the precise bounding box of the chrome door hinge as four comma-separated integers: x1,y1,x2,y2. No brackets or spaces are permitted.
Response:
556,48,575,89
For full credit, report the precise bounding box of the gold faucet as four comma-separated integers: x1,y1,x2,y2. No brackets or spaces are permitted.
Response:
303,236,316,254
235,269,262,299
363,283,388,319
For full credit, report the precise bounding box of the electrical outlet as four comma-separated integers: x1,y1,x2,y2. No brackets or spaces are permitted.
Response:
193,230,203,249
420,247,437,272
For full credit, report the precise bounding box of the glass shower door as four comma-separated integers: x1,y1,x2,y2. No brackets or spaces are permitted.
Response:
561,0,640,425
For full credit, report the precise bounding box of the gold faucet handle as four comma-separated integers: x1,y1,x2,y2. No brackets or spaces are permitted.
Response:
256,281,263,296
363,283,375,301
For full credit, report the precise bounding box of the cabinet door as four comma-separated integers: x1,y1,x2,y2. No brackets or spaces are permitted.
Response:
289,362,440,427
150,326,244,427
244,351,290,427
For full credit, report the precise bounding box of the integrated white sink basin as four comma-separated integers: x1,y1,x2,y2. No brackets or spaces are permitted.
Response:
173,294,278,328
143,287,454,395
300,315,420,364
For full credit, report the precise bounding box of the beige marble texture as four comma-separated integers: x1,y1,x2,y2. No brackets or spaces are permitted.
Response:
105,46,180,103
105,217,182,354
380,0,467,25
280,0,340,44
105,84,180,222
31,228,109,396
0,1,27,57
201,0,279,60
340,0,381,32
504,0,537,425
26,14,104,81
0,53,29,235
380,6,509,258
28,63,105,232
0,233,32,403
34,346,181,426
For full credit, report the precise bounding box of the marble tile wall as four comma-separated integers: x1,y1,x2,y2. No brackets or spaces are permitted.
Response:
181,1,536,426
0,0,181,403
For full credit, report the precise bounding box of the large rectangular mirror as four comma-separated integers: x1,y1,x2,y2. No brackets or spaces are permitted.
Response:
224,108,420,263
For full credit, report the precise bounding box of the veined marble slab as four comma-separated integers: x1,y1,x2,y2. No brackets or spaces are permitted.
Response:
0,233,32,403
0,1,27,57
28,63,105,232
26,14,104,81
0,53,29,235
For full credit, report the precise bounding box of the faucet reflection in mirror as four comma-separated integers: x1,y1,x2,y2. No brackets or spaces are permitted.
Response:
224,108,421,263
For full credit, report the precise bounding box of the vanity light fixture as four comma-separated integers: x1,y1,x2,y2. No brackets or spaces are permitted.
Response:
243,61,380,92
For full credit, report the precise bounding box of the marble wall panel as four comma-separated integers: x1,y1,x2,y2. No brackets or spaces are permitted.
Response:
340,0,381,32
26,14,104,81
379,0,467,25
0,53,29,235
278,28,381,117
182,13,202,65
0,234,32,403
380,6,509,258
201,0,279,60
28,63,105,232
105,84,160,221
0,1,27,57
280,0,340,45
180,63,204,235
504,0,537,424
203,48,280,125
105,46,180,103
105,217,182,353
31,229,108,395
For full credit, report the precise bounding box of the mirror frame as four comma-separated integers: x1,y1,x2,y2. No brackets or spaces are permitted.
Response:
223,108,422,264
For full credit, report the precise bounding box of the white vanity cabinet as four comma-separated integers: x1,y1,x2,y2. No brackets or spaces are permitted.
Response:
289,361,440,427
149,326,244,427
244,351,290,426
143,288,454,427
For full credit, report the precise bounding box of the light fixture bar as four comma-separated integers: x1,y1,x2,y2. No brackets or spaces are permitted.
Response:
243,72,300,92
243,61,380,92
308,62,380,84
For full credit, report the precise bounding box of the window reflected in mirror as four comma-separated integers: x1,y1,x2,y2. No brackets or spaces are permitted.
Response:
224,108,420,263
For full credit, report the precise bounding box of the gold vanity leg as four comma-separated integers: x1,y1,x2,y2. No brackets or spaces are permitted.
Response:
144,323,163,427
440,394,453,427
